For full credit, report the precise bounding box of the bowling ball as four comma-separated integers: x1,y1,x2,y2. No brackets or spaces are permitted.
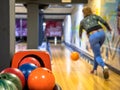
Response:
19,57,41,67
28,67,55,90
19,63,38,80
70,51,79,61
0,79,17,90
0,73,22,90
1,67,25,89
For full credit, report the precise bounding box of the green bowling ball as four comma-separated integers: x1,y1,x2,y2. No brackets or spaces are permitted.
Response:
0,79,17,90
0,73,22,90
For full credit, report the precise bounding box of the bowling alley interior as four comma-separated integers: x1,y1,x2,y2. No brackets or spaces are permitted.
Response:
0,0,120,90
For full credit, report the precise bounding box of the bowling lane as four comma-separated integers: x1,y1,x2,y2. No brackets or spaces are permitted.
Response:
15,43,120,90
15,42,27,52
51,44,120,90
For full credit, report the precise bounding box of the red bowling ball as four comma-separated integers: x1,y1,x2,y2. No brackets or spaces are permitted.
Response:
28,67,55,90
19,57,41,67
1,67,25,89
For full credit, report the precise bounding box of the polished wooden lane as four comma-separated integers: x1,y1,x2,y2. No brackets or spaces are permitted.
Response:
15,42,27,52
15,43,120,90
51,44,120,90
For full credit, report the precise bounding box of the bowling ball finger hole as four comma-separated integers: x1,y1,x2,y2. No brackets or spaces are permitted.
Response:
3,76,7,79
48,71,53,74
0,76,7,79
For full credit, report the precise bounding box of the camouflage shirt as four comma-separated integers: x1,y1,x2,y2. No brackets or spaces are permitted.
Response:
79,14,110,37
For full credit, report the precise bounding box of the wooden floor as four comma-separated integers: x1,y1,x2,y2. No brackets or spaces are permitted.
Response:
16,43,120,90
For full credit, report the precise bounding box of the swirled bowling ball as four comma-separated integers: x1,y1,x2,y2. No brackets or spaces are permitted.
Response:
0,73,22,90
1,67,25,89
0,79,17,90
19,63,38,80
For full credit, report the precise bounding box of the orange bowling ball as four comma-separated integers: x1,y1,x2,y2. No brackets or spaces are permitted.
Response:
70,51,79,61
28,67,55,90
